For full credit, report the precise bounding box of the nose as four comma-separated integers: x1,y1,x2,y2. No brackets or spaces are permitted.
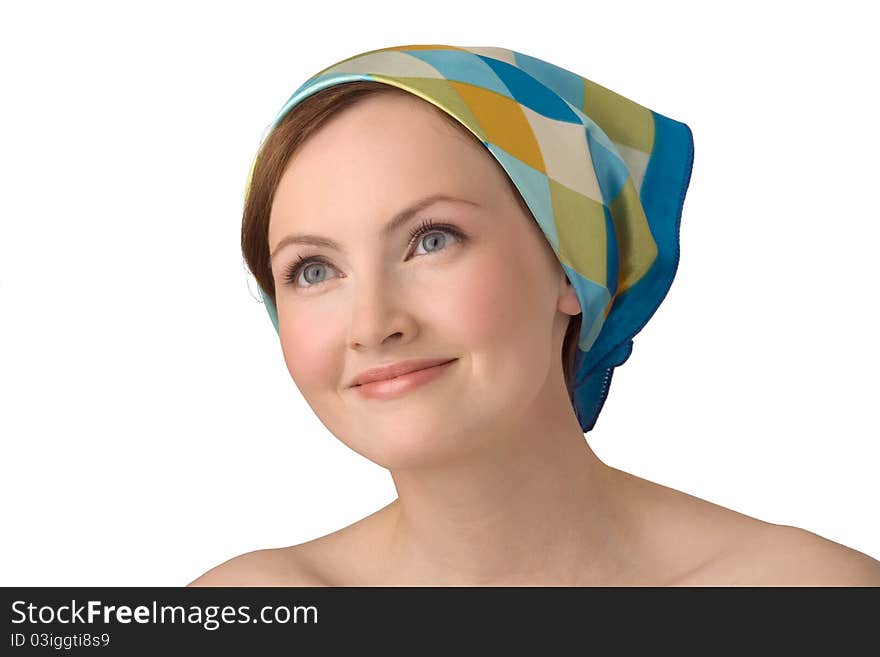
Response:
347,271,415,350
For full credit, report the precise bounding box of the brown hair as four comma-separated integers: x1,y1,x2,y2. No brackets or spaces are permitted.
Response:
241,81,583,401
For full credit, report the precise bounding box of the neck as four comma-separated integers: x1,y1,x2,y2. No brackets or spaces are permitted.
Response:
377,376,636,585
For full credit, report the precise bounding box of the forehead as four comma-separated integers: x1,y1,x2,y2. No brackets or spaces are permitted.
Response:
269,93,507,239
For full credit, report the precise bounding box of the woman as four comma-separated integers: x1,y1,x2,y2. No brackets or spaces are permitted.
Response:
190,44,880,586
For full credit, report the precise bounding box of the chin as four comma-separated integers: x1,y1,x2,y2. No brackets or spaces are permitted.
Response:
343,419,478,471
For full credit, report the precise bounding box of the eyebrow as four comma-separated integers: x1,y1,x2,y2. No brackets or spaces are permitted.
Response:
269,193,478,262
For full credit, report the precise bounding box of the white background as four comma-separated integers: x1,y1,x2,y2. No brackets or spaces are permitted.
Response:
1,1,877,586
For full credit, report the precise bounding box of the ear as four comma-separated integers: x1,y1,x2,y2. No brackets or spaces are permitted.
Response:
557,271,582,316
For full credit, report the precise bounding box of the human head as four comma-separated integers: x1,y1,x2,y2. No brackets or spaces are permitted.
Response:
243,86,584,468
242,44,695,437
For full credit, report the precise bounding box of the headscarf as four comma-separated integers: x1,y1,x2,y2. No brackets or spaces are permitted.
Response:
245,44,695,433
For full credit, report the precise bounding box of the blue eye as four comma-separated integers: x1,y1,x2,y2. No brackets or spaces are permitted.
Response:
286,254,335,288
282,219,466,290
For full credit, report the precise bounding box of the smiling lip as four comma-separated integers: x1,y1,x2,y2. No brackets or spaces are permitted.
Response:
352,359,458,400
350,358,457,388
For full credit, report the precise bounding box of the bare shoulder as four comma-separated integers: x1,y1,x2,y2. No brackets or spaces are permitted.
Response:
753,525,880,586
694,523,880,586
187,546,326,587
188,503,396,587
609,467,880,586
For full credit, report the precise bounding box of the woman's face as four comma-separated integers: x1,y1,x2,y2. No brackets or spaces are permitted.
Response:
268,91,580,469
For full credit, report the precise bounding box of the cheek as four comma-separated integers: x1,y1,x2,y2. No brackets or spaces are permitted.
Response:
443,243,557,408
277,306,342,391
445,247,543,346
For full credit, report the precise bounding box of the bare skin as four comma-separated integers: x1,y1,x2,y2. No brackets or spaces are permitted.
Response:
188,464,880,587
194,93,880,588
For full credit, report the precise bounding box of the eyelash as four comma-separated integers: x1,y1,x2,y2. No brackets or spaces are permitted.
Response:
282,219,466,289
